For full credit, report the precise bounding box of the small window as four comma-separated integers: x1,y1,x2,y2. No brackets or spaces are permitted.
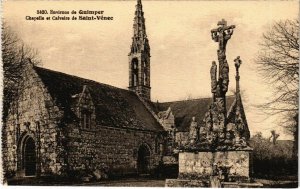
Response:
143,72,147,85
133,74,137,86
131,58,139,87
132,59,138,70
81,110,92,129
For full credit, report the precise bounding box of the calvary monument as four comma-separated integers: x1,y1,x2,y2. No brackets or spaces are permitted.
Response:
165,19,262,188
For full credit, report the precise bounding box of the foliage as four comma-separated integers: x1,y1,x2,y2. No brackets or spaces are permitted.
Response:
250,132,297,178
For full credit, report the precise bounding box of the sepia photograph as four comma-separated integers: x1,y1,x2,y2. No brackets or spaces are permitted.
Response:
1,0,299,187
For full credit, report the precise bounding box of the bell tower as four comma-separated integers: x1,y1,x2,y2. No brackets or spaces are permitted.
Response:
128,0,151,101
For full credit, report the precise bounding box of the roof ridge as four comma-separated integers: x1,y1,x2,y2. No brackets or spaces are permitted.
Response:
33,66,129,93
158,95,236,104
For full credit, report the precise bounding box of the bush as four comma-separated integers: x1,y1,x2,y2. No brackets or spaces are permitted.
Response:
250,133,297,178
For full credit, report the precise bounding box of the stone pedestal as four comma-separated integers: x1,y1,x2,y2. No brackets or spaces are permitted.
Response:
178,150,252,181
164,150,263,188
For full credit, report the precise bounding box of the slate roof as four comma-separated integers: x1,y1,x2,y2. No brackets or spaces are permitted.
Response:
152,96,235,132
33,66,164,132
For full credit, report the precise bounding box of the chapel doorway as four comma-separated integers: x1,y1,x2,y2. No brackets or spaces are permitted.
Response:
23,137,36,176
137,144,151,175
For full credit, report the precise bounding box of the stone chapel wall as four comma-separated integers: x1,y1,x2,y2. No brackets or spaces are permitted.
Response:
4,64,66,176
65,125,163,176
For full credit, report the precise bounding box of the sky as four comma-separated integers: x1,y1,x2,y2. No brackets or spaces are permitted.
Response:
3,0,299,139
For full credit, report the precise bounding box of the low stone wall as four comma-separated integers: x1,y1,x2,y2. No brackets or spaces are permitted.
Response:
165,179,263,188
178,151,251,181
222,181,263,188
165,179,208,187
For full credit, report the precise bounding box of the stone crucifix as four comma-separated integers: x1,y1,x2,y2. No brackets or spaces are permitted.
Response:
210,19,235,100
205,19,235,146
234,56,242,116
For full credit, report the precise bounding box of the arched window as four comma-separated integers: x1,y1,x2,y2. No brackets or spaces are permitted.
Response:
143,62,148,86
133,61,138,69
131,58,139,87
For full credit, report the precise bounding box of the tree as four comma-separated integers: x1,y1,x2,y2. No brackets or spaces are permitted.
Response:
2,22,40,121
250,132,296,177
256,19,299,157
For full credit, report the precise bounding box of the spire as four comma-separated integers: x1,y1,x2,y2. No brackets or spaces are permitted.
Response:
129,0,150,56
128,0,151,101
226,56,250,140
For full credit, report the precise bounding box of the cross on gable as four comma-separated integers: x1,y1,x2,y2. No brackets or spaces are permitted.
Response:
217,19,227,27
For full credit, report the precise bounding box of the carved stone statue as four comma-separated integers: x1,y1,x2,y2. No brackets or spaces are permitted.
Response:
224,132,233,146
221,60,229,93
204,111,213,132
234,56,242,70
210,61,217,94
189,117,198,144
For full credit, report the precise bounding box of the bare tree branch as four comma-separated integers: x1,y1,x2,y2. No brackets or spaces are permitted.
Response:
2,22,41,121
255,19,299,157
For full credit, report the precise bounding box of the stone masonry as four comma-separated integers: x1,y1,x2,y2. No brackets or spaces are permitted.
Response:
4,62,66,176
65,125,162,175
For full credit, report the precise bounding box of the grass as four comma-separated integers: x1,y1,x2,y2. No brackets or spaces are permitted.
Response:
7,175,298,187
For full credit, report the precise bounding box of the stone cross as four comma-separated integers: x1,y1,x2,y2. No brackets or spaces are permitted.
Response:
218,19,227,27
211,19,235,51
210,19,235,97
